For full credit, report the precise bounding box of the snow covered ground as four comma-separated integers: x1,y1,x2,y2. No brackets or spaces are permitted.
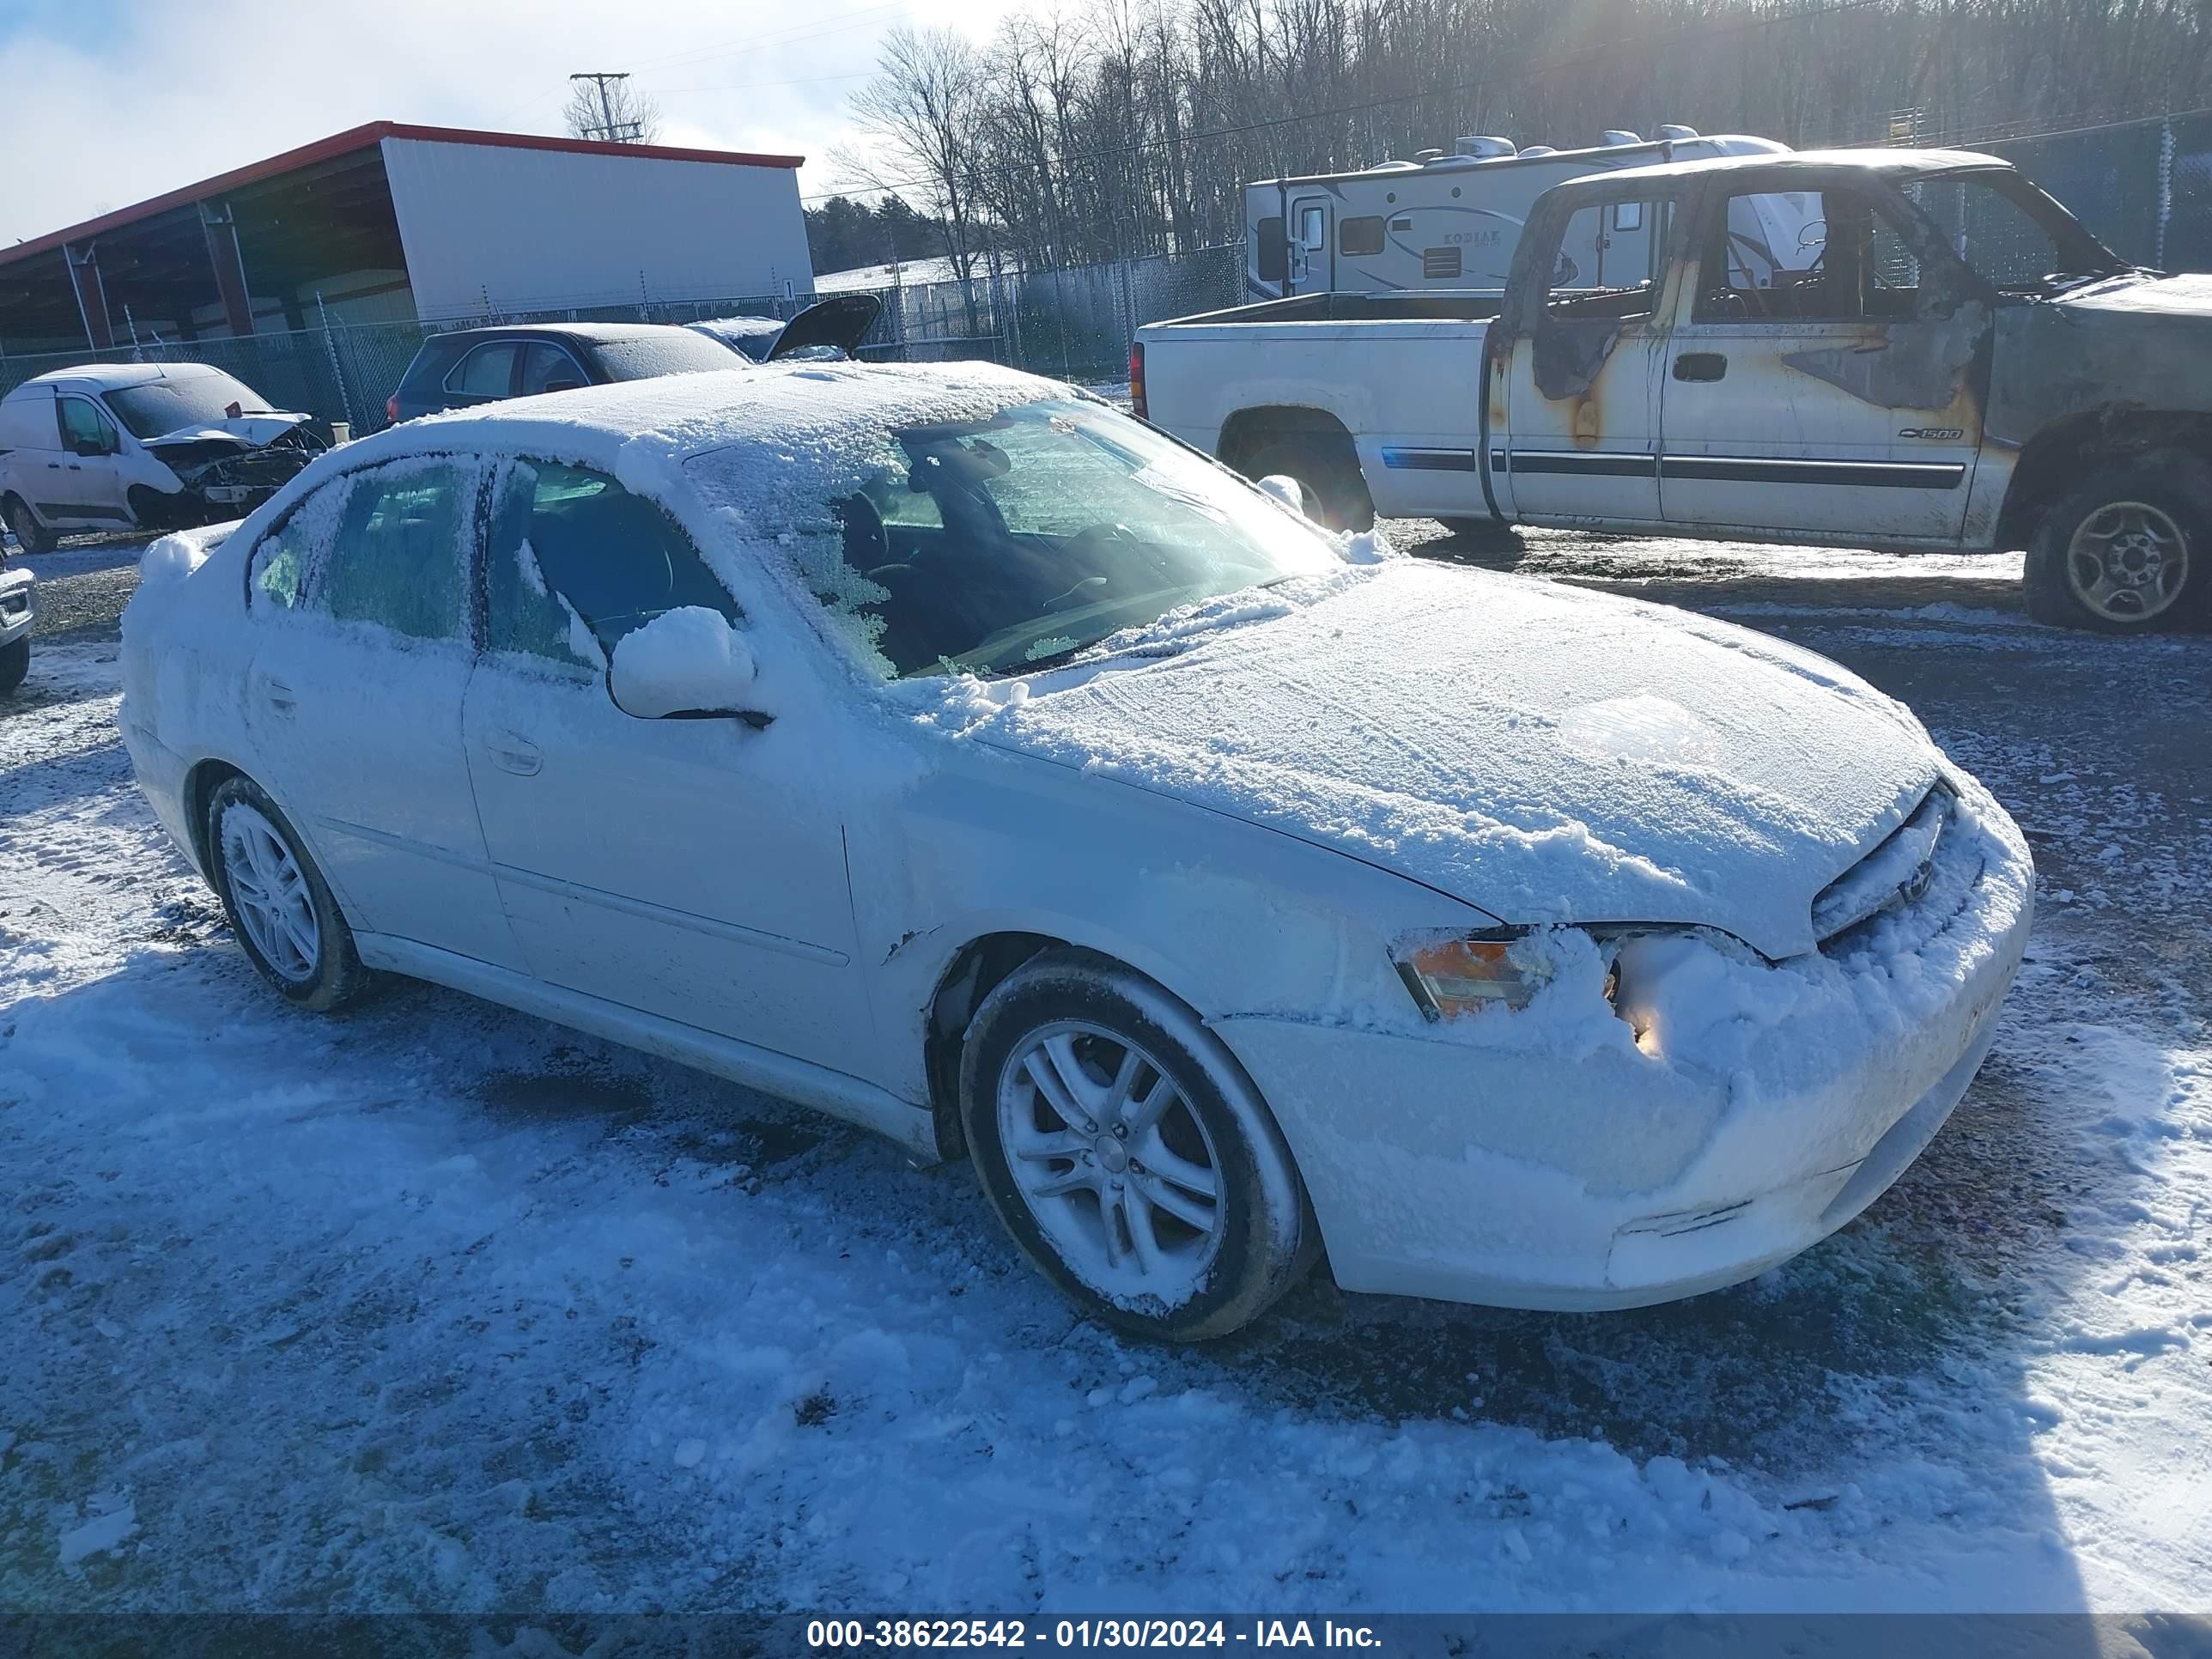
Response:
3,530,2209,1616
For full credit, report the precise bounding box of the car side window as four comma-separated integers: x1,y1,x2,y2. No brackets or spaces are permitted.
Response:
518,343,586,397
447,343,518,400
314,460,472,641
484,459,738,671
249,477,350,611
58,395,118,456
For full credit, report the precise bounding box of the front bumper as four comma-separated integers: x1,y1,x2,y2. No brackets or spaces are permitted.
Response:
0,567,33,647
1212,779,2033,1311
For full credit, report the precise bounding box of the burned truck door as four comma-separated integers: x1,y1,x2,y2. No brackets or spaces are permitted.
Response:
1657,173,1990,544
1491,185,1677,525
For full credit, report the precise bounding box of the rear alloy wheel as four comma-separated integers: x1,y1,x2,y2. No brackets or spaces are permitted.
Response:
960,950,1316,1341
2026,453,2207,632
4,497,55,556
205,775,371,1011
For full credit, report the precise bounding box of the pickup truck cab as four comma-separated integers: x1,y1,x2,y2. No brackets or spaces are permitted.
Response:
1138,148,2209,632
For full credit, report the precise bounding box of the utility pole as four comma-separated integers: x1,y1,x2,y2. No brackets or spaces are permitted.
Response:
569,71,643,143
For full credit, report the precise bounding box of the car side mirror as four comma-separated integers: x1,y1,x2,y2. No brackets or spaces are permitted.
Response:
607,605,773,726
543,379,582,395
1256,473,1309,518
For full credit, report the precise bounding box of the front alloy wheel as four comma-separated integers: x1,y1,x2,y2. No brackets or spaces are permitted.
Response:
997,1020,1226,1303
960,949,1317,1341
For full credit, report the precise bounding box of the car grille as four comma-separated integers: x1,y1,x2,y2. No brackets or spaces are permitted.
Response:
1813,784,1955,956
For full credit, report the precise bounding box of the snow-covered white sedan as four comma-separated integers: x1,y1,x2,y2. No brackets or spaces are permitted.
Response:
118,362,2033,1341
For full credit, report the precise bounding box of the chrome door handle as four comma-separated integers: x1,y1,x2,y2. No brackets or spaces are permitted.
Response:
485,732,542,776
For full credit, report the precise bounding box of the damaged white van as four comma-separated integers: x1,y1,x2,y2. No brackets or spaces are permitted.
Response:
0,363,323,550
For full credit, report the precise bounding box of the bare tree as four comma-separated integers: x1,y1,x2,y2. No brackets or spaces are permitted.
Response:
842,26,992,325
563,73,662,144
846,0,2212,273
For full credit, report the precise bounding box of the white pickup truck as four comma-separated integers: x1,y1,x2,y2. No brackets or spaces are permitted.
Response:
1135,147,2212,633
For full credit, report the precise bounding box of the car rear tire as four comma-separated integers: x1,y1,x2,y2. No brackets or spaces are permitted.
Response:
4,496,56,556
959,949,1317,1341
1239,435,1375,533
205,775,372,1012
2025,453,2209,632
0,636,27,695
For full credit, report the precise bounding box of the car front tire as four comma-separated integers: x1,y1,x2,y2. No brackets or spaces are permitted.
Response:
959,949,1317,1341
0,635,27,695
205,775,371,1011
2025,452,2209,632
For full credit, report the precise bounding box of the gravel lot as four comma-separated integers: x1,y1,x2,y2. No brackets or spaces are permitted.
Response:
3,521,2209,1614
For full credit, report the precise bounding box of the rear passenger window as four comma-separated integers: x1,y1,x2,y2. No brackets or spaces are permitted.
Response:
485,459,738,670
1339,216,1386,257
447,343,517,399
315,461,471,641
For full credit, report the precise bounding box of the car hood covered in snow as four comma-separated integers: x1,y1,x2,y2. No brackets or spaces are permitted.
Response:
970,562,1941,958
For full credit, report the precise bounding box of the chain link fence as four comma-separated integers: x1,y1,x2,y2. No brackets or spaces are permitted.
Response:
0,245,1244,437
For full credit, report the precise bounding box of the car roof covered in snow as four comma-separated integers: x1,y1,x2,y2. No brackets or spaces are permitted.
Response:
5,361,236,395
258,360,1071,523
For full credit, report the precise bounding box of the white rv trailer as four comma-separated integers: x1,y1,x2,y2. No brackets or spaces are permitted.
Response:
1245,126,1799,298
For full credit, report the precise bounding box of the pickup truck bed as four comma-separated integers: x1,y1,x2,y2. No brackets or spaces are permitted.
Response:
1138,292,1502,528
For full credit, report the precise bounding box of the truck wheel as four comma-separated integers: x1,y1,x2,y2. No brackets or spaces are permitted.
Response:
0,636,27,695
2025,453,2208,632
1240,436,1374,533
959,948,1318,1342
3,496,55,556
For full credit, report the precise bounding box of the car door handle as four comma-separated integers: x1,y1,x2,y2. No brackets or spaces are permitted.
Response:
254,673,296,715
484,732,542,776
1674,353,1728,382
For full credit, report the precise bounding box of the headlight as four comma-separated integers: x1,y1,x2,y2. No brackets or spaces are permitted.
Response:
1392,929,1554,1019
1393,926,1632,1023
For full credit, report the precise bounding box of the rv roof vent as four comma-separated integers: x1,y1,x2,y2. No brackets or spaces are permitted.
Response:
1370,160,1422,172
1454,135,1518,160
1414,148,1444,162
1600,129,1644,146
1655,123,1700,140
1517,144,1559,157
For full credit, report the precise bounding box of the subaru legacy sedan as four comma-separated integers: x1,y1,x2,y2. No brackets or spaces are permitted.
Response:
119,362,2031,1340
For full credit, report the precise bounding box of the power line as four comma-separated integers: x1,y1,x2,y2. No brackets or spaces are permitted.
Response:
568,71,647,143
802,0,1894,203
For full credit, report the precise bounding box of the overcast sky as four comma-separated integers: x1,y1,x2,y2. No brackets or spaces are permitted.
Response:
0,0,1036,245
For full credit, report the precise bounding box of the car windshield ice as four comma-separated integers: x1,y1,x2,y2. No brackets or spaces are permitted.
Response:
748,398,1342,680
103,371,276,439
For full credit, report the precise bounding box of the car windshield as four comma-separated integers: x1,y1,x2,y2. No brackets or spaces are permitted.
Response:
586,331,748,380
726,397,1342,681
103,371,277,439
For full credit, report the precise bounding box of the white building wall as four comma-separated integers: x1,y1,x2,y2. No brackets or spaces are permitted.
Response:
380,137,814,320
